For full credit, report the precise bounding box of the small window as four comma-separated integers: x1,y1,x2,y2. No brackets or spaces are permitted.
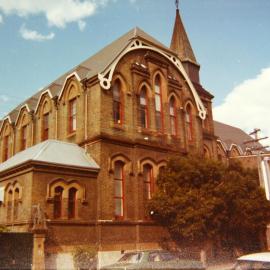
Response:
69,98,77,133
114,161,124,218
154,76,163,132
68,187,77,219
169,97,177,136
21,125,27,150
185,104,193,141
42,113,49,141
3,135,10,161
7,190,13,222
54,186,64,219
13,188,20,220
143,164,154,200
113,81,123,125
139,87,149,128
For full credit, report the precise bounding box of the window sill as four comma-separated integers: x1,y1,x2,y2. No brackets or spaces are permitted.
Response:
67,131,76,139
113,123,125,131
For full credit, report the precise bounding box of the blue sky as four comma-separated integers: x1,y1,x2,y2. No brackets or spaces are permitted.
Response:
0,0,270,145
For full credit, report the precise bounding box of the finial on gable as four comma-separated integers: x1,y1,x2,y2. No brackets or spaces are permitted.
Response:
175,0,179,10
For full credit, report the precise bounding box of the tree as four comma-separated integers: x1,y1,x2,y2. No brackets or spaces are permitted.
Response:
148,155,270,251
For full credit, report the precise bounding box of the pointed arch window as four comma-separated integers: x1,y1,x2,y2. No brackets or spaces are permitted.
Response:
3,135,10,161
139,86,149,128
7,190,13,222
13,188,20,220
54,186,64,219
143,164,154,200
42,112,49,141
169,97,177,136
114,161,124,218
68,98,77,133
21,125,27,150
154,76,163,132
185,104,193,141
113,81,123,125
68,187,77,219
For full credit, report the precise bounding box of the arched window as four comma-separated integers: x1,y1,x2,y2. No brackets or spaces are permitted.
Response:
143,164,154,200
13,188,19,220
42,112,49,141
185,104,193,141
7,190,13,222
68,187,77,219
21,125,27,150
169,97,177,136
114,161,124,218
3,135,10,161
54,186,63,219
154,76,163,131
68,98,77,133
113,81,123,125
139,86,149,128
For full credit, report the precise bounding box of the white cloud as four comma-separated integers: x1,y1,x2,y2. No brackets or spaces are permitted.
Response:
0,0,110,28
0,13,3,23
214,67,270,148
78,20,86,31
20,25,55,41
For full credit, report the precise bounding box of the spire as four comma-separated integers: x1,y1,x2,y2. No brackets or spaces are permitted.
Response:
170,3,200,83
170,7,197,64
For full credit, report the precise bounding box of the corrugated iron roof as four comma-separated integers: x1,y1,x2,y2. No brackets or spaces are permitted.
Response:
0,140,100,173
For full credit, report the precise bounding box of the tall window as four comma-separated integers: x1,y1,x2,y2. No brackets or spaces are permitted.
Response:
169,97,177,136
154,76,163,131
69,98,77,133
68,188,77,219
143,164,154,200
21,125,27,150
113,81,122,125
186,104,193,141
139,87,148,128
42,113,49,141
7,190,13,222
13,188,19,220
114,161,124,218
54,186,63,219
3,135,10,161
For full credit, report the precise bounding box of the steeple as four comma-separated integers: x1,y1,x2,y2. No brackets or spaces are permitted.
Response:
170,2,200,83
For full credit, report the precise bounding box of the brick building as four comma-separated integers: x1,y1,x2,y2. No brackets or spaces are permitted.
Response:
0,5,269,270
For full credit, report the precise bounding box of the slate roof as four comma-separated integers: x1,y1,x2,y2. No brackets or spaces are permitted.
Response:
0,140,100,173
1,27,174,124
170,9,198,65
214,121,262,153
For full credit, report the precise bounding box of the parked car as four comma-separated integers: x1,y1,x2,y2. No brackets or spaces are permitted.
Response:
232,252,270,269
101,250,205,270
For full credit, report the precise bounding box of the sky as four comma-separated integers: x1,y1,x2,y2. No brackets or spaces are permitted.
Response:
0,0,269,146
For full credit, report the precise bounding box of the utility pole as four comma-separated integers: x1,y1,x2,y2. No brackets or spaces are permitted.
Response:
244,128,269,197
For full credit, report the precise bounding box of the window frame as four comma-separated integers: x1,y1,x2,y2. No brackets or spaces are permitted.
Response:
139,87,149,129
185,104,193,142
169,96,177,136
42,112,49,141
113,81,123,125
154,76,164,132
68,98,77,133
114,161,125,219
68,187,77,219
53,186,64,219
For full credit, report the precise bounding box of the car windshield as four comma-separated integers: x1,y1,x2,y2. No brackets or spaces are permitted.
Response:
118,252,142,263
234,260,270,270
148,251,179,262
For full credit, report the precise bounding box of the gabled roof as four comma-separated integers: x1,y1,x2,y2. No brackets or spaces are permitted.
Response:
0,140,100,173
214,121,262,153
170,9,198,65
1,27,174,124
